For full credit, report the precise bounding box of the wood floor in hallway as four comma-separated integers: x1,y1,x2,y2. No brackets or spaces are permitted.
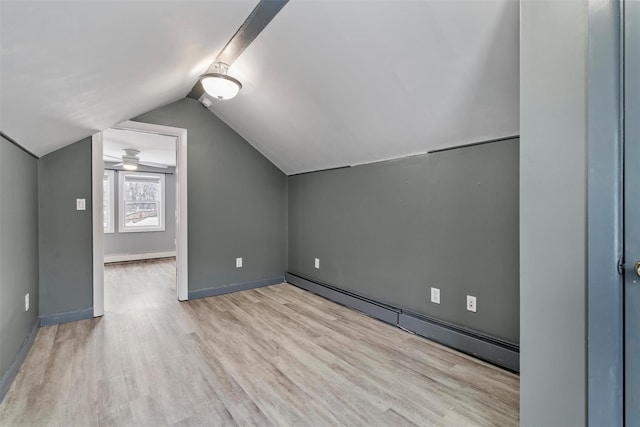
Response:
0,259,519,426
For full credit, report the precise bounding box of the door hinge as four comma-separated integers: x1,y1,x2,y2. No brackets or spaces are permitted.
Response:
618,258,625,275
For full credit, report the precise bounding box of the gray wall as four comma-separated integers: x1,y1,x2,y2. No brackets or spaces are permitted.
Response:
38,138,93,316
520,1,587,425
0,136,39,381
134,98,287,291
103,165,176,256
288,139,519,344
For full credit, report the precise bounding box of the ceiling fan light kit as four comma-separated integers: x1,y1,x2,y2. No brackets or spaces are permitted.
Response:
122,148,140,170
104,147,171,170
200,62,242,101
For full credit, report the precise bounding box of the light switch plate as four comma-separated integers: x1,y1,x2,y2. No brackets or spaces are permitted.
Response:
430,287,440,304
76,198,86,210
25,293,29,311
236,257,243,268
314,258,320,269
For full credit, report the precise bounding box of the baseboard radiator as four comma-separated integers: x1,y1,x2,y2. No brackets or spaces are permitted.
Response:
285,272,519,373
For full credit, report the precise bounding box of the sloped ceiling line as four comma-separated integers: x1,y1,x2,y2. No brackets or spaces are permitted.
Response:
215,0,289,66
0,131,39,159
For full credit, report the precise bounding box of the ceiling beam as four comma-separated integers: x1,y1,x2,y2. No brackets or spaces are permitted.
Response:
187,0,289,100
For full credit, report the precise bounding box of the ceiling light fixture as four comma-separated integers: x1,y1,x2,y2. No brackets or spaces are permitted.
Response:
122,149,139,171
199,62,242,101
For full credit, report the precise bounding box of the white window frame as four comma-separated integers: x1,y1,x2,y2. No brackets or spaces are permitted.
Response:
103,170,115,233
118,171,165,233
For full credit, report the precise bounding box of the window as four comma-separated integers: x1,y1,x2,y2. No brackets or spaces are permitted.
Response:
118,172,165,232
103,170,115,233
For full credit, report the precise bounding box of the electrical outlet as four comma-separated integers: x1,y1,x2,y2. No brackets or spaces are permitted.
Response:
430,287,440,304
235,257,243,268
25,293,29,311
76,198,86,210
466,295,477,312
314,258,320,269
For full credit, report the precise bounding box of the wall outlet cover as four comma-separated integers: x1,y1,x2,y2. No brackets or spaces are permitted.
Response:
25,293,29,311
314,258,320,269
76,198,86,211
430,287,440,304
466,295,477,312
236,257,243,268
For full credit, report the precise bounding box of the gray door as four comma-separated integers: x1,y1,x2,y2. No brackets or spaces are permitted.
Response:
625,1,640,424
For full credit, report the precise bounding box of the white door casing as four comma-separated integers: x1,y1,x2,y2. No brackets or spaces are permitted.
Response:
92,120,188,313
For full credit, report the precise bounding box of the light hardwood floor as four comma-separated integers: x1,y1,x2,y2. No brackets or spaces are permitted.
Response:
0,259,519,426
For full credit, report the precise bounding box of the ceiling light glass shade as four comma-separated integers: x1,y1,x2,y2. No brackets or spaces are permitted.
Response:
200,74,242,100
199,62,242,101
122,157,138,170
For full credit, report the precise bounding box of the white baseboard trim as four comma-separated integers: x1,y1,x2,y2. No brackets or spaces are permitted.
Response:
104,251,176,263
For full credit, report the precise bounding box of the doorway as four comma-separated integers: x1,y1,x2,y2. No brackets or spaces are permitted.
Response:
92,121,188,317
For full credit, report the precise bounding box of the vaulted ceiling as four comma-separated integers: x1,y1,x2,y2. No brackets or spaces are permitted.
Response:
0,0,519,175
0,1,255,154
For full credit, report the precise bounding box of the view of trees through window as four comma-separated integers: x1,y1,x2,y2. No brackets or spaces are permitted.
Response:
123,176,161,227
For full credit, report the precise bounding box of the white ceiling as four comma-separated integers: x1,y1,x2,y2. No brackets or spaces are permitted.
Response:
103,128,176,167
0,0,255,156
209,0,519,174
1,0,519,175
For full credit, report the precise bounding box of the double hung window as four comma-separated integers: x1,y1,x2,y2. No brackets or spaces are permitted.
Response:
118,172,165,232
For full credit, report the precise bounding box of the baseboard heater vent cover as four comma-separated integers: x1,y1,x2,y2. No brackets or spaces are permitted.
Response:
285,272,519,372
285,273,400,325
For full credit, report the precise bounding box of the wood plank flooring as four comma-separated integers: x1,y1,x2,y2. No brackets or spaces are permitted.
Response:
0,259,519,426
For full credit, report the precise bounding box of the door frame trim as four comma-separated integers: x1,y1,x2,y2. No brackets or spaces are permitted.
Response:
91,132,105,316
92,121,189,312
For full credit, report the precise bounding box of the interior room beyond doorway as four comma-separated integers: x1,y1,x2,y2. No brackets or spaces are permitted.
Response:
102,127,178,312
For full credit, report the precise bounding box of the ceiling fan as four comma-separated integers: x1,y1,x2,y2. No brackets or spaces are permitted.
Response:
104,149,168,170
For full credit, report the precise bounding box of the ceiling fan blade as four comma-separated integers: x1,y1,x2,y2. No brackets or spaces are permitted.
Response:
139,161,169,169
105,149,168,169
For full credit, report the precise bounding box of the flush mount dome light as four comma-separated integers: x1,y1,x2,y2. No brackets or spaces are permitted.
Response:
200,62,242,101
